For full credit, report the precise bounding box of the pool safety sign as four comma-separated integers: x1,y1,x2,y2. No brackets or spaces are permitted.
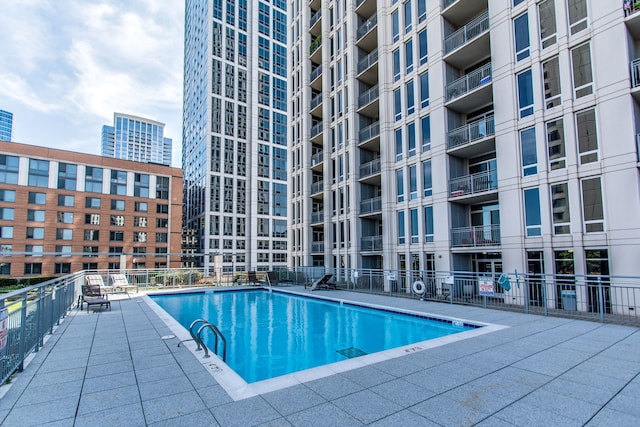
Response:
0,307,8,359
478,277,495,296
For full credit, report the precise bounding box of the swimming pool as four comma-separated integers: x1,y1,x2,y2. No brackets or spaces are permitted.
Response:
151,289,478,383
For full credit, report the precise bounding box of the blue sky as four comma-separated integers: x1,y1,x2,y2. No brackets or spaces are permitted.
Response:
0,0,184,167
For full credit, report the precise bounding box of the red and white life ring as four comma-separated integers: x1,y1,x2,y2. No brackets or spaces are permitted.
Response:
412,280,426,295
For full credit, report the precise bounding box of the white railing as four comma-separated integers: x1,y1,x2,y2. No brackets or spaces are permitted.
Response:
360,196,382,214
358,85,379,108
449,169,497,197
357,14,378,40
359,158,381,178
451,225,501,247
446,62,492,101
361,235,383,251
359,121,380,143
311,152,324,166
444,12,489,54
448,115,495,150
357,48,378,74
631,58,640,88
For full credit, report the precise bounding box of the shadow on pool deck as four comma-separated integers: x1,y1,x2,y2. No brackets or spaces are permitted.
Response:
0,286,639,426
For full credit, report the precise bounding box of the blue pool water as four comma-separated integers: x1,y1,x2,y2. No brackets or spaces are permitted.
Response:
152,290,474,383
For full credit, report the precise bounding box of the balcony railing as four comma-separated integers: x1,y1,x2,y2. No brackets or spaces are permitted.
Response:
359,121,380,143
311,212,324,224
451,225,501,247
448,115,495,150
357,14,378,40
311,152,324,166
357,48,378,74
444,12,489,54
311,181,324,194
360,196,382,214
359,158,381,178
310,65,322,82
310,122,323,138
361,235,383,251
310,94,322,110
631,58,640,88
449,169,497,197
446,62,492,102
311,242,325,253
310,35,322,54
443,0,457,8
358,85,379,108
309,10,321,28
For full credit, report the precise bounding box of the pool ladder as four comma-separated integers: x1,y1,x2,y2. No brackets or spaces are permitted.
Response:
178,318,227,361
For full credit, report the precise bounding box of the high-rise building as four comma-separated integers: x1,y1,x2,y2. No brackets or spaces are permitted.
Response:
0,110,13,142
291,1,640,282
182,0,288,271
0,141,183,277
101,113,172,166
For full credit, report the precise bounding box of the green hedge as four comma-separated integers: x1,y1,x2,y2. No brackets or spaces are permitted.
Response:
0,278,18,288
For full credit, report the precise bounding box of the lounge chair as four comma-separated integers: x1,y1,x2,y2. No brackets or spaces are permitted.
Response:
310,274,335,291
79,284,111,311
247,271,266,286
110,274,137,295
86,274,128,297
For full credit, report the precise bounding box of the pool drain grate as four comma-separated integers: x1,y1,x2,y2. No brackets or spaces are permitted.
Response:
336,347,368,358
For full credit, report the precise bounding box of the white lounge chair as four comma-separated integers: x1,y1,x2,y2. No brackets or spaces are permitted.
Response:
110,274,137,295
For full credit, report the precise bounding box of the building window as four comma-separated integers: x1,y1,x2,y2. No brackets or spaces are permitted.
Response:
85,166,103,193
394,88,402,121
156,218,167,228
27,210,45,222
392,10,400,42
156,176,170,200
418,0,427,23
58,195,74,207
0,226,13,239
84,230,100,241
0,155,19,184
576,108,598,164
55,263,71,274
25,244,44,257
396,168,405,202
0,190,16,202
405,39,414,73
0,208,14,220
581,177,604,232
392,49,400,81
135,217,148,227
409,165,418,200
110,170,127,195
109,231,124,241
420,71,429,108
546,119,566,170
404,0,412,33
542,56,561,109
135,201,148,212
134,173,150,197
56,229,73,240
520,127,537,176
24,263,42,275
156,204,168,214
85,197,101,209
514,13,530,61
397,210,405,244
418,29,428,64
133,232,147,242
407,122,416,157
406,80,415,115
423,160,432,197
55,245,72,257
82,262,98,270
111,200,125,211
571,42,593,98
28,159,49,188
424,206,434,242
524,188,542,236
551,182,570,234
395,128,403,161
57,212,74,224
567,0,588,35
273,219,287,238
28,192,46,204
156,233,168,243
26,227,44,239
517,69,534,118
83,246,98,257
421,115,431,152
409,208,419,243
57,163,77,190
0,263,10,275
110,215,125,226
538,0,557,48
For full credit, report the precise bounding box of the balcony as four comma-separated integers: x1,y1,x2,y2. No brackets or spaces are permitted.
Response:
626,4,640,39
309,35,322,62
444,12,490,69
442,0,488,27
310,122,323,143
451,224,501,247
446,62,493,113
309,65,322,90
360,196,382,215
311,181,324,197
355,0,376,17
358,121,380,150
447,115,495,157
309,0,321,13
356,14,377,51
357,84,379,118
311,211,324,224
357,48,378,85
311,241,325,253
309,10,321,37
310,94,323,117
359,158,381,181
449,170,497,202
361,235,382,251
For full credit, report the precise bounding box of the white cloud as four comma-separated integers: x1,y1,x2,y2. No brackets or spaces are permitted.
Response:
0,73,60,113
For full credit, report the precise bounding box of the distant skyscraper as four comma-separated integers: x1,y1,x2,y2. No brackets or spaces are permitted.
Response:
101,113,172,166
182,0,289,271
0,110,13,142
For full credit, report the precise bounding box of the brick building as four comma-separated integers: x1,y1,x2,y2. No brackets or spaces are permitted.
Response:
0,141,183,277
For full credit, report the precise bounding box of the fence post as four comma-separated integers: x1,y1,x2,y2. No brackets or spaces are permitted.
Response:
18,293,27,371
598,277,605,323
542,278,548,317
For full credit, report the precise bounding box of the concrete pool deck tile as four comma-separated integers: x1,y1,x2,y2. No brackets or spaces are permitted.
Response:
196,384,234,409
13,379,83,408
606,393,640,418
74,402,146,427
337,365,396,388
519,389,601,422
88,349,132,366
84,359,134,379
134,364,186,384
80,371,138,394
142,390,207,424
210,396,281,427
261,384,326,416
369,377,436,407
138,375,196,401
147,409,220,427
494,401,585,427
368,409,439,427
303,373,364,400
332,389,404,424
585,408,640,426
77,384,141,416
1,395,79,426
409,393,493,426
283,402,363,427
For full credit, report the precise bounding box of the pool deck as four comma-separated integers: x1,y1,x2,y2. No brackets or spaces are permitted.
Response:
0,286,639,426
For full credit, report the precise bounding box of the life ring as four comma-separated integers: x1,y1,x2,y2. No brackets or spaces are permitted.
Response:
412,280,426,295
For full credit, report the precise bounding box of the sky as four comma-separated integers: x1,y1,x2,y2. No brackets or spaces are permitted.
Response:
0,0,185,167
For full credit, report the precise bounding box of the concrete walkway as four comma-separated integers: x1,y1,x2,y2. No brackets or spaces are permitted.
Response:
0,287,639,426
